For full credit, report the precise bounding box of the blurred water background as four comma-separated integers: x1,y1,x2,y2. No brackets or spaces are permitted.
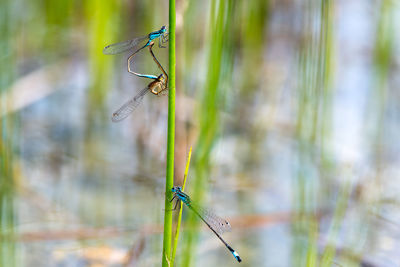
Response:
1,0,400,266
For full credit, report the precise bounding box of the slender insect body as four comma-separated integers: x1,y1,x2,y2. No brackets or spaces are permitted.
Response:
171,186,242,263
103,26,168,55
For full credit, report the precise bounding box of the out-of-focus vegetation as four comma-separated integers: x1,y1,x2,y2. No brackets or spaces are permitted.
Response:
1,0,400,266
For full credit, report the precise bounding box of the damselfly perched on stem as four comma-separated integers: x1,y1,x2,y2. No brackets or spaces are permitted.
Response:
103,26,168,56
111,42,168,122
171,186,242,263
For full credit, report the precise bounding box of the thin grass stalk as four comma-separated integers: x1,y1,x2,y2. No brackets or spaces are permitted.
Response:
320,180,351,266
181,1,235,265
161,0,176,265
171,147,193,265
0,0,17,265
293,1,322,265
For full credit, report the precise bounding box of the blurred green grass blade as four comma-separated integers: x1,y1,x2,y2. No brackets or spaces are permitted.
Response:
306,220,319,267
293,0,335,265
320,180,351,267
0,0,18,266
369,0,394,142
85,0,121,123
180,0,236,266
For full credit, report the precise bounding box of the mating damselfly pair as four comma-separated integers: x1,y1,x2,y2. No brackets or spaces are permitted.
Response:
171,186,242,263
103,26,169,122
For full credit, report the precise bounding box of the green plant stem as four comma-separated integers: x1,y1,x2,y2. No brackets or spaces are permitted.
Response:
162,0,176,266
171,147,193,265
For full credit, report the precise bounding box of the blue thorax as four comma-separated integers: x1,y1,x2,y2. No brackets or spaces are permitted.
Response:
172,186,191,205
148,26,167,40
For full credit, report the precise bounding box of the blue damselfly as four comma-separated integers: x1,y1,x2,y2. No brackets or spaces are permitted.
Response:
171,186,242,263
103,26,168,55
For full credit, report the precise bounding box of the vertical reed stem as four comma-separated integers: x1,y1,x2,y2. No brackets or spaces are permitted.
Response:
162,0,176,265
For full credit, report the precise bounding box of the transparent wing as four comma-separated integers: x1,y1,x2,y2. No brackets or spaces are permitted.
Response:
103,35,148,55
111,86,150,122
189,203,232,235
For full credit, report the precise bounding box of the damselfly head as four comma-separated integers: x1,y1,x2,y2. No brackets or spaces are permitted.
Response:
157,74,167,83
171,186,182,193
161,25,166,32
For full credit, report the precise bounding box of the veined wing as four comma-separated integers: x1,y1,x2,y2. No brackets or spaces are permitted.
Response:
111,86,150,122
103,35,148,55
189,203,232,235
